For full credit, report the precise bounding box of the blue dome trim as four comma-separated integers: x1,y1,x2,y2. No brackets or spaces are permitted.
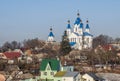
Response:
73,32,82,36
83,32,93,37
74,17,81,25
86,24,90,29
80,23,83,28
69,42,76,46
48,32,54,37
67,24,71,29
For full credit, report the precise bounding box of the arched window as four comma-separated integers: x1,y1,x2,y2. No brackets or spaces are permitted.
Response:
87,38,89,43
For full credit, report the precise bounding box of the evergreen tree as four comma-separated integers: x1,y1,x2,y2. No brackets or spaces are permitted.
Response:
60,31,71,55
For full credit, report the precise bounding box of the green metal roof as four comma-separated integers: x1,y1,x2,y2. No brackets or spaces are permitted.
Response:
40,59,60,71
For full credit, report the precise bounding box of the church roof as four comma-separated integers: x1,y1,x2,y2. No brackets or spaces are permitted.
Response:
67,20,71,29
69,42,76,46
67,24,71,29
73,32,82,36
86,20,90,29
86,24,90,29
83,32,93,37
74,17,81,25
74,32,80,36
48,32,54,37
80,22,83,28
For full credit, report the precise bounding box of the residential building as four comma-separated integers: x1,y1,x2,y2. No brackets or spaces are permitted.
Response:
40,59,61,81
82,73,104,81
54,71,81,81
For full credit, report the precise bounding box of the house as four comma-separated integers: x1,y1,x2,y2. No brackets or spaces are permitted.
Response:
4,51,21,60
62,71,81,81
54,71,81,81
40,59,61,81
40,58,82,81
82,73,104,81
54,71,66,81
61,65,74,72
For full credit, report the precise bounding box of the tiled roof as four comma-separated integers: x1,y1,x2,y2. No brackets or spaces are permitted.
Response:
40,59,60,71
4,52,21,59
102,45,114,51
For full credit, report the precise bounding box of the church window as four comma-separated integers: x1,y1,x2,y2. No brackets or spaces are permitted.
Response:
87,38,89,43
75,38,77,42
79,38,81,42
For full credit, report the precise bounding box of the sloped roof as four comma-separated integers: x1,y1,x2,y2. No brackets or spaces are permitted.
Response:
87,73,102,80
80,23,83,28
101,44,114,51
67,24,71,29
64,72,79,77
74,32,80,36
40,59,60,71
86,24,90,29
4,52,21,59
54,71,79,78
74,17,81,25
83,32,93,37
48,32,54,37
54,71,66,77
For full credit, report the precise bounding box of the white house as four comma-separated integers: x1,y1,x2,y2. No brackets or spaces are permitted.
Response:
82,73,104,81
62,72,81,81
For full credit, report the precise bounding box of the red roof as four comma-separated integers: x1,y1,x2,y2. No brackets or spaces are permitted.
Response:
102,44,114,51
4,52,21,59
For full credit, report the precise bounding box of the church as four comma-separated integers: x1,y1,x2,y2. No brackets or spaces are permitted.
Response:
66,12,93,50
47,12,93,50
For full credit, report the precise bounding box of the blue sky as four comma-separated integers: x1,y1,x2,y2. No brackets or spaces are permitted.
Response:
0,0,120,45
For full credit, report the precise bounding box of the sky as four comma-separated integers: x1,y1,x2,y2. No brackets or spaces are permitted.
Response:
0,0,120,46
